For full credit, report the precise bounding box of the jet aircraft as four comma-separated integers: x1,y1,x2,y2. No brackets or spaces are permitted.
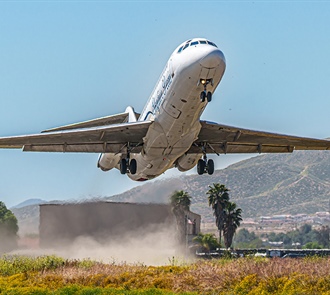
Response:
1,38,330,181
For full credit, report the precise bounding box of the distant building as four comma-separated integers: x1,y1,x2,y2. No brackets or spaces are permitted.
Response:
260,215,293,225
39,202,201,248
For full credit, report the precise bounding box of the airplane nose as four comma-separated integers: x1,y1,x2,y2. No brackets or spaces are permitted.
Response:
199,49,226,68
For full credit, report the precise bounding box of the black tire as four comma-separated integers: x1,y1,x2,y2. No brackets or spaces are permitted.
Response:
200,91,206,102
207,159,214,175
129,159,137,175
207,91,212,102
197,159,205,175
120,159,127,174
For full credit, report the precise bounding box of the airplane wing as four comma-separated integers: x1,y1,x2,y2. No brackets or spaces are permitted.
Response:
0,120,151,153
189,121,330,154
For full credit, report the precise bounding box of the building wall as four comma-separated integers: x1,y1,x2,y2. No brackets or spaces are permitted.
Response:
39,202,200,248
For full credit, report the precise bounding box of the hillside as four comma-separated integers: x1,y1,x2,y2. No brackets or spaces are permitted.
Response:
12,150,330,235
11,205,40,235
11,198,46,209
107,151,330,219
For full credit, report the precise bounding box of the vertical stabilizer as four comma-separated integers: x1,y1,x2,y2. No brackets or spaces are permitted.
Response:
125,106,137,122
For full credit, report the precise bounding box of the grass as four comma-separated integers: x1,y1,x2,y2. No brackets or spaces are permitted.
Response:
0,255,329,294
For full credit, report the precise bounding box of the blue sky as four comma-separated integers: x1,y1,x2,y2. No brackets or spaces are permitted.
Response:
1,1,330,207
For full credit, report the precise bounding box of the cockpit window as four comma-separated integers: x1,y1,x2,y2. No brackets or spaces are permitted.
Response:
207,41,218,47
182,43,189,50
177,39,218,53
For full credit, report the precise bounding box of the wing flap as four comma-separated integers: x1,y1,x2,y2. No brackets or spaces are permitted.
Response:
0,121,151,153
23,143,143,153
188,143,294,154
192,121,330,154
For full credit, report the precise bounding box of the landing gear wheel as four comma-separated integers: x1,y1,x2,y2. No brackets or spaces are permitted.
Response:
207,159,214,175
207,92,212,102
197,159,206,175
129,159,137,175
200,91,206,102
120,159,127,174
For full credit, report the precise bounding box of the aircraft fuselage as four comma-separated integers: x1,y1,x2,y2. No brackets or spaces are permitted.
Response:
100,38,226,181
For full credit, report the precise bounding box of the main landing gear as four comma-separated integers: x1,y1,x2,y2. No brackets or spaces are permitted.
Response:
197,143,217,175
120,157,137,175
200,79,213,102
197,156,214,175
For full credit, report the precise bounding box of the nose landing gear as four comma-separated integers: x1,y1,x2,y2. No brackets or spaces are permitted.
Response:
200,79,213,102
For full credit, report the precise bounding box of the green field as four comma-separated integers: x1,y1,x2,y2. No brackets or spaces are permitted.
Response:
0,255,329,294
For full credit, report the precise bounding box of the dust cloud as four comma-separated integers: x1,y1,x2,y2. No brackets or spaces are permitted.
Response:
12,223,187,266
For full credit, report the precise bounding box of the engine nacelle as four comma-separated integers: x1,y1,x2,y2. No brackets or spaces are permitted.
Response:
97,153,121,171
175,153,202,172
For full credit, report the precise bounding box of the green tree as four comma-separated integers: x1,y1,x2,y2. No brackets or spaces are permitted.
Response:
170,190,191,245
315,226,329,248
0,201,18,252
207,183,229,244
300,224,312,235
223,201,242,249
234,228,263,248
193,233,220,253
303,241,322,249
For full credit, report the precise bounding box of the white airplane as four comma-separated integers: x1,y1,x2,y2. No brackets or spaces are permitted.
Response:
1,38,330,181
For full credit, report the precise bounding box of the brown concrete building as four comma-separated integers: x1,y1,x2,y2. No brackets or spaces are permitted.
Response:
39,202,201,248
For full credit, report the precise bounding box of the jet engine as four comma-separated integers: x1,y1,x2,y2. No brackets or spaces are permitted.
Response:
175,153,202,172
97,153,121,171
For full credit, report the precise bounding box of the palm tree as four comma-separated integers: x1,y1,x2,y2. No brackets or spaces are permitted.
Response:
223,202,242,249
193,233,220,253
207,183,230,244
170,190,191,245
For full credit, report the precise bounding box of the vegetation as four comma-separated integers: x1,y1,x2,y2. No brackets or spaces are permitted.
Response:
0,255,329,294
223,202,242,248
234,228,264,249
0,201,18,253
192,233,220,253
262,224,330,249
170,190,191,245
234,224,330,249
207,183,229,244
207,184,242,248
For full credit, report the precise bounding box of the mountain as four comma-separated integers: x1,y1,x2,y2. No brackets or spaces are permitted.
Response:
11,198,47,209
106,150,330,219
11,204,40,235
12,150,330,235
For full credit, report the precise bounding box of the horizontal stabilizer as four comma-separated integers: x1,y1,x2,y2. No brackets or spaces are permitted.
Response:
42,110,140,133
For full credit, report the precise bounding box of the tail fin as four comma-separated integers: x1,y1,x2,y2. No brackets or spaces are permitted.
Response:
125,106,138,122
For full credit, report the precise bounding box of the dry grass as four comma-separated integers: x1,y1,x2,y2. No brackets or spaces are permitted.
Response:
0,256,329,294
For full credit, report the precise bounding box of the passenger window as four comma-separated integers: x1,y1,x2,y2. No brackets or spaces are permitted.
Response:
190,41,199,46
